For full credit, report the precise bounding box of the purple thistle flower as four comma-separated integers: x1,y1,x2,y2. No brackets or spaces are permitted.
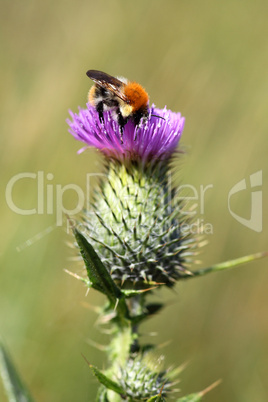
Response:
67,104,185,161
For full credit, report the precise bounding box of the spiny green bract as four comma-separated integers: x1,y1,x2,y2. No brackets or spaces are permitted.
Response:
81,159,197,288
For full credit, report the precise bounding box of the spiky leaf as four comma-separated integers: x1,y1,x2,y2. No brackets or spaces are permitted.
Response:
73,228,122,303
176,380,221,402
182,251,268,279
88,364,125,396
0,343,35,402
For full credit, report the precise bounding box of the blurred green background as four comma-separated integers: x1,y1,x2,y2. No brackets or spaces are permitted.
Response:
1,0,267,401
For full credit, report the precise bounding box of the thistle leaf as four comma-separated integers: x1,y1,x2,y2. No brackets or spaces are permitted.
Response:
176,380,221,401
84,360,125,396
0,342,35,402
73,228,122,303
182,251,268,279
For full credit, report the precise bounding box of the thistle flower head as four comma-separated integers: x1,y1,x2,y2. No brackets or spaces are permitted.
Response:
116,356,172,400
67,104,185,162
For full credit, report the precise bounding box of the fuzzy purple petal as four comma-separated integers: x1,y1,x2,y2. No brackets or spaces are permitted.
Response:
67,104,185,161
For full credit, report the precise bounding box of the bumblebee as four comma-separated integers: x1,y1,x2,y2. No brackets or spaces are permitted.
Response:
86,70,150,143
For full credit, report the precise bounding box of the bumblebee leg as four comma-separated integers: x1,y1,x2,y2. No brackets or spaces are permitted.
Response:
133,113,142,141
133,113,142,126
96,102,104,123
117,112,126,144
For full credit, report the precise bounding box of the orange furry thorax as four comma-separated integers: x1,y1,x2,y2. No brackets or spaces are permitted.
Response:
124,82,149,111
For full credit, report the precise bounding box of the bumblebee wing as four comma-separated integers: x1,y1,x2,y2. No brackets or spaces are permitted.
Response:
86,70,128,103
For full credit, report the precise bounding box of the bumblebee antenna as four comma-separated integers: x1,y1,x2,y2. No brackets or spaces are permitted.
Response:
151,114,165,120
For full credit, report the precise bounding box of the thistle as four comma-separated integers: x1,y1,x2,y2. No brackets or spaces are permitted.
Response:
67,103,199,401
68,105,195,289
